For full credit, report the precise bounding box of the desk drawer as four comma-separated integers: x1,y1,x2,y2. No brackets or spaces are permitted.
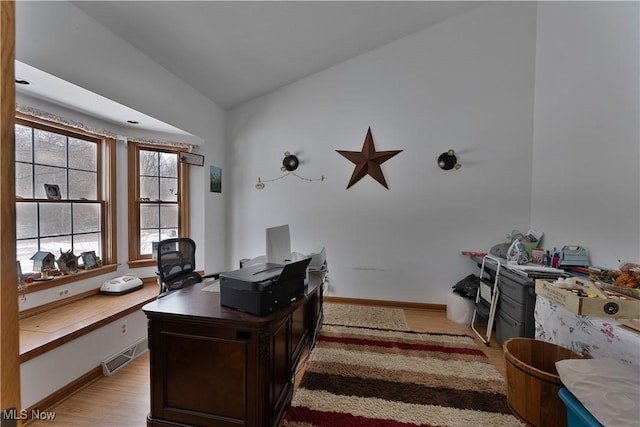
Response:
499,272,534,303
496,311,524,345
499,293,527,323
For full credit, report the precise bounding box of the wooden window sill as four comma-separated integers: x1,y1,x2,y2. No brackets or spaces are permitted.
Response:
19,264,119,295
19,279,158,363
127,259,156,268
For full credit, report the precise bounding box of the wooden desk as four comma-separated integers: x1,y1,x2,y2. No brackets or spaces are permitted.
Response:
142,270,325,427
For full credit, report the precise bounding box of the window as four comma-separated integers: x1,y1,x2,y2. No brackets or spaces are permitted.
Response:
128,142,189,265
15,117,116,279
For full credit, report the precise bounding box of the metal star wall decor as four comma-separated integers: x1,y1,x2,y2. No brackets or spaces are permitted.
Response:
336,127,403,189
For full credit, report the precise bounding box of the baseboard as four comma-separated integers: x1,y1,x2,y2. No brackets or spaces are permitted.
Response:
324,296,446,311
22,366,102,425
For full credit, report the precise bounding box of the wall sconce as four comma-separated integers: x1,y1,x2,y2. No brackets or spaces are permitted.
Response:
281,152,300,172
437,149,461,170
255,151,325,189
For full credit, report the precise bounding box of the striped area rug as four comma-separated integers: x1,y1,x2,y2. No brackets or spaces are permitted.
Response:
323,303,410,331
281,325,523,427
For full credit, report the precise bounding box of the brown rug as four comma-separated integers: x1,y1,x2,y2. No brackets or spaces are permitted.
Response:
323,303,410,331
281,325,523,427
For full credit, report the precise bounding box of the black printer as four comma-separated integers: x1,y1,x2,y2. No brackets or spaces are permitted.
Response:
220,258,311,316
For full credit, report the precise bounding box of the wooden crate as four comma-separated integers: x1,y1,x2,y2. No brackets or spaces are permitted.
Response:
535,278,640,318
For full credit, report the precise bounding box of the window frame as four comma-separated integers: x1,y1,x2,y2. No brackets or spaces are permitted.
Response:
127,141,190,267
15,115,118,293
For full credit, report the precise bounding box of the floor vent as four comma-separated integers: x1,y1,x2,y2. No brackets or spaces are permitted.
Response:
101,337,148,376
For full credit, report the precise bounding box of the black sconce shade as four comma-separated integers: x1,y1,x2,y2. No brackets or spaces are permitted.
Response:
282,152,300,171
437,149,461,170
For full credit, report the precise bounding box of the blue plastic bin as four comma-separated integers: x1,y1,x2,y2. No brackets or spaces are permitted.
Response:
558,388,603,427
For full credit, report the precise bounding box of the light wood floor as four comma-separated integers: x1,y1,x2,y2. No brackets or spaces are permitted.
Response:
26,307,506,427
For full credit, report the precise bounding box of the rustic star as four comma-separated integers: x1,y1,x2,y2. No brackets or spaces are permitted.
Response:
336,127,402,189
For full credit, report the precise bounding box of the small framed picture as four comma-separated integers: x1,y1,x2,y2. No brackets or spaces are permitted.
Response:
210,165,222,193
44,184,61,200
81,251,98,269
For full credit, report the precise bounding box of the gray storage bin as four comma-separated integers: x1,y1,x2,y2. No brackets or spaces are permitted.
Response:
498,270,534,302
499,271,536,338
496,311,525,345
499,293,527,323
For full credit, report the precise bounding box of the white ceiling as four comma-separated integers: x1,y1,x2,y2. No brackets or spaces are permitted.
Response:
16,1,482,131
15,61,192,135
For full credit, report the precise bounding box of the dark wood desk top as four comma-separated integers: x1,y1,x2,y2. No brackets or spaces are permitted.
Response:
142,272,324,328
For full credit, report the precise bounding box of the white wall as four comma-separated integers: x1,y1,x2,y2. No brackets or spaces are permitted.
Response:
530,2,640,268
11,95,201,408
15,1,227,407
16,1,227,276
13,0,640,409
20,311,147,409
13,95,164,410
227,3,538,304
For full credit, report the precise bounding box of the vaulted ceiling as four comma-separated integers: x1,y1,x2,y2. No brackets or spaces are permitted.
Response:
16,1,482,131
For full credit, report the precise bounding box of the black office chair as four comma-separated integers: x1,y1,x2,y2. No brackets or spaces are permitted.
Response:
156,237,218,298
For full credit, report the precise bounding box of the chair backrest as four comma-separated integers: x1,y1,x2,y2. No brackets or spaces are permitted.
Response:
156,238,201,294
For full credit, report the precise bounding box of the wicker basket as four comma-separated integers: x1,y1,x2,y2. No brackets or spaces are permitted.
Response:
504,338,584,427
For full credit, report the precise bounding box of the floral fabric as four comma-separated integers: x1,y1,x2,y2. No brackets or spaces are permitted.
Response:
534,295,640,366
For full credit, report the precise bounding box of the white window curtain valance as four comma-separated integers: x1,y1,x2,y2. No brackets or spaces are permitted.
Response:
15,103,196,151
122,137,195,151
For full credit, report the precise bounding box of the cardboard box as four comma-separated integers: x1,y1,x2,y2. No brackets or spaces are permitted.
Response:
535,278,640,319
